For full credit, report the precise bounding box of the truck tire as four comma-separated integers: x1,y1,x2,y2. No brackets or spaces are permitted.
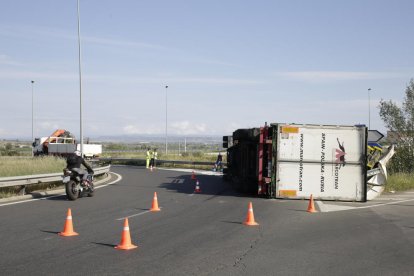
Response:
65,180,79,201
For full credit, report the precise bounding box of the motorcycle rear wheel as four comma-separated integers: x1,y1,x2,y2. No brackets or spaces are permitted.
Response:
87,181,95,197
66,180,80,201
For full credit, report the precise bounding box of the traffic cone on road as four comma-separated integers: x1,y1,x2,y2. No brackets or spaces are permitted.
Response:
191,170,196,180
150,192,161,212
58,208,79,237
150,166,153,172
307,194,317,213
194,180,201,193
115,218,138,250
243,202,259,226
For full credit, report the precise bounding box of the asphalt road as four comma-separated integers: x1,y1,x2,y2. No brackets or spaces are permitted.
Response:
0,166,413,275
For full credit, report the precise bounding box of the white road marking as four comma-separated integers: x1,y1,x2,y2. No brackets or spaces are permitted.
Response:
116,207,162,221
317,197,414,212
116,211,150,220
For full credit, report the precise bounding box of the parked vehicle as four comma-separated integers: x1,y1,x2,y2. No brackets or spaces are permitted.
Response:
62,168,94,200
33,129,102,158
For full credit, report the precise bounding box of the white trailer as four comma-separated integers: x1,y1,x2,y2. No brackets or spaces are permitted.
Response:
274,124,367,201
76,144,102,158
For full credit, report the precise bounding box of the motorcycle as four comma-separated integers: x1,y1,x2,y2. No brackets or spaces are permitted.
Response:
62,168,94,200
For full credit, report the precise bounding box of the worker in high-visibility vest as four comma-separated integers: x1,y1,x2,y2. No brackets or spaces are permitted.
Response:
153,149,158,168
146,148,151,169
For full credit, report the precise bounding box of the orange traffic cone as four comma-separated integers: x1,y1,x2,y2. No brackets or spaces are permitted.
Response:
150,166,153,172
150,192,161,212
115,218,138,250
243,202,259,226
191,170,196,180
194,180,201,193
59,208,79,236
307,194,317,213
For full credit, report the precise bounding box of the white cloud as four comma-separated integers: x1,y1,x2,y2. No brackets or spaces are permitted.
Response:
0,54,24,66
39,121,60,131
84,36,167,50
0,25,167,51
171,121,207,135
275,71,404,83
123,125,140,134
0,69,76,80
123,125,163,135
0,68,261,86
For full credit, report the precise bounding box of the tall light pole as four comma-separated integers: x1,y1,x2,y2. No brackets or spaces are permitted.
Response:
77,0,84,155
165,85,168,155
368,88,372,130
31,80,35,157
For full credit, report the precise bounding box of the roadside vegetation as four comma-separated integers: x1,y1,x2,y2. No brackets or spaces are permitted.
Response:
379,78,414,192
385,173,414,192
0,156,66,177
0,156,67,198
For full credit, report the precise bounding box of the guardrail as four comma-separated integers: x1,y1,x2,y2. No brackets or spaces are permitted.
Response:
0,165,111,188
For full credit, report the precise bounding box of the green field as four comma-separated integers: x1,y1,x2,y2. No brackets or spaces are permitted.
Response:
0,156,66,177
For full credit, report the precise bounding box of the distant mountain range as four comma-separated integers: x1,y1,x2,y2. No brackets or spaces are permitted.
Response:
91,134,224,144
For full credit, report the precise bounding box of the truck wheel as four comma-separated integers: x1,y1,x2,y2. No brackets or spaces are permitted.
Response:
65,180,79,201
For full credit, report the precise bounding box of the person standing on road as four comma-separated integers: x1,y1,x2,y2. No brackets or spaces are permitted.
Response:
153,148,158,168
146,148,151,169
149,149,155,169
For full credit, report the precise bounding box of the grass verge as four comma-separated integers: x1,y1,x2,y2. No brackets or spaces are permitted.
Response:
385,173,414,192
0,156,66,177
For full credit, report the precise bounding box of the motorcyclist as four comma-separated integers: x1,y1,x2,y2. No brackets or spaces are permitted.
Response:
66,150,94,187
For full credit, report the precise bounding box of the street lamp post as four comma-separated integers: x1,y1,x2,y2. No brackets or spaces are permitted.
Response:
31,80,35,157
165,85,168,155
368,88,372,130
77,0,84,155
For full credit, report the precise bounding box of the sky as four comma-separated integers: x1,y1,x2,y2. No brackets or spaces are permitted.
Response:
1,0,414,140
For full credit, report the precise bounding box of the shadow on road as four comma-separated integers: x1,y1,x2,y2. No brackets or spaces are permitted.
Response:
220,220,243,225
158,172,256,200
91,242,117,248
41,230,60,235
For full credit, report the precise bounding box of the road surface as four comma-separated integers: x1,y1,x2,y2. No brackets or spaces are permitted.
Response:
0,166,413,275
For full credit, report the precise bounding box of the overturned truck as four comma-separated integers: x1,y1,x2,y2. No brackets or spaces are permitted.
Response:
224,123,370,202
